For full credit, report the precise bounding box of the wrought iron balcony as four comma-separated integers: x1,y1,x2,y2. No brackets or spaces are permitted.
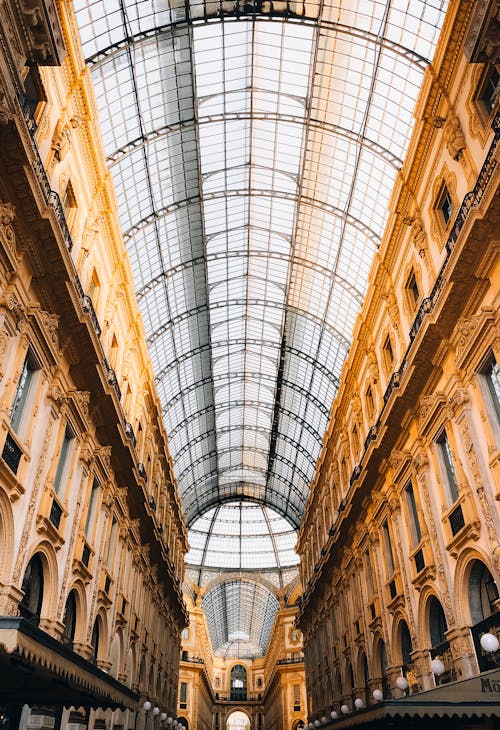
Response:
124,421,137,448
81,295,102,337
471,610,500,672
18,94,74,253
102,359,122,401
430,640,458,685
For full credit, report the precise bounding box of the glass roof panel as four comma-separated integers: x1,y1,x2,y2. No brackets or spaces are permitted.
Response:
186,501,298,571
202,579,280,658
74,0,449,609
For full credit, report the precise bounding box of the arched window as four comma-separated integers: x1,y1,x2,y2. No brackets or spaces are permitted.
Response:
62,590,77,646
469,561,499,624
178,718,188,730
375,639,389,696
230,664,247,701
399,621,413,667
375,639,388,676
345,662,354,698
138,655,146,690
91,618,100,663
361,652,369,702
333,670,342,699
429,596,447,648
19,554,44,623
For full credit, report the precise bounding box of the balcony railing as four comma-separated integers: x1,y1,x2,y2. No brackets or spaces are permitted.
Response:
276,655,304,665
217,696,261,703
82,295,102,337
102,359,122,401
471,609,500,672
19,94,74,253
124,421,137,448
307,111,500,595
430,640,458,685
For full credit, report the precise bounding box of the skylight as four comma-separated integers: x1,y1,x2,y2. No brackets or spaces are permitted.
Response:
73,0,447,529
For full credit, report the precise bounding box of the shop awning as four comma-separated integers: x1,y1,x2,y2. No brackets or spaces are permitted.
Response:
321,668,500,728
0,618,139,709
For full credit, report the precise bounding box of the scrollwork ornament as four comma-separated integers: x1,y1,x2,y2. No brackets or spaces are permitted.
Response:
456,315,480,359
13,415,56,582
365,343,379,384
0,330,9,360
443,109,466,161
0,202,15,226
415,465,454,626
73,390,90,418
0,91,12,126
48,382,66,408
413,450,428,472
389,450,409,475
39,310,59,346
98,446,112,470
418,394,438,427
383,287,400,331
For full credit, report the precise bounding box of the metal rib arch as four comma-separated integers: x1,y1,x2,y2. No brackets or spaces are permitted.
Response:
74,0,449,630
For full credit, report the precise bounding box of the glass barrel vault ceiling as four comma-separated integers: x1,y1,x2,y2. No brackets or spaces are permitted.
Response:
74,0,448,531
202,579,280,658
186,501,298,570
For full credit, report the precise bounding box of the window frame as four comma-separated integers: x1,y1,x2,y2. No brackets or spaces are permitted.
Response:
381,519,395,578
480,352,500,432
404,481,422,548
61,179,78,227
405,269,420,311
84,477,101,542
437,183,453,226
476,64,500,120
10,349,40,435
365,385,375,419
382,334,395,373
435,428,460,505
53,424,75,496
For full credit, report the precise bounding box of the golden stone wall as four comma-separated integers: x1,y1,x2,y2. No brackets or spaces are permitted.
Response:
296,0,500,721
178,587,306,730
0,0,188,726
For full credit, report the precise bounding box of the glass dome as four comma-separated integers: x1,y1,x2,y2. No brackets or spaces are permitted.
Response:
186,501,298,570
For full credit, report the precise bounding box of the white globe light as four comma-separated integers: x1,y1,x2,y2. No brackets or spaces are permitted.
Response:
430,658,445,675
308,722,314,729
396,676,409,691
480,632,500,653
314,720,320,727
153,708,160,716
372,689,383,702
161,714,167,722
330,711,338,720
354,698,364,709
340,705,349,715
173,721,178,727
167,719,173,725
321,717,327,724
143,702,152,711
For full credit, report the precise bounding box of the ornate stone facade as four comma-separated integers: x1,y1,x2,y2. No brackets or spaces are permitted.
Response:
178,587,306,730
0,1,188,728
296,0,500,725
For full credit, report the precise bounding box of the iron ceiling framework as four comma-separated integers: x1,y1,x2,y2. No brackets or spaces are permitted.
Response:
201,578,280,659
187,501,298,571
74,0,447,531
